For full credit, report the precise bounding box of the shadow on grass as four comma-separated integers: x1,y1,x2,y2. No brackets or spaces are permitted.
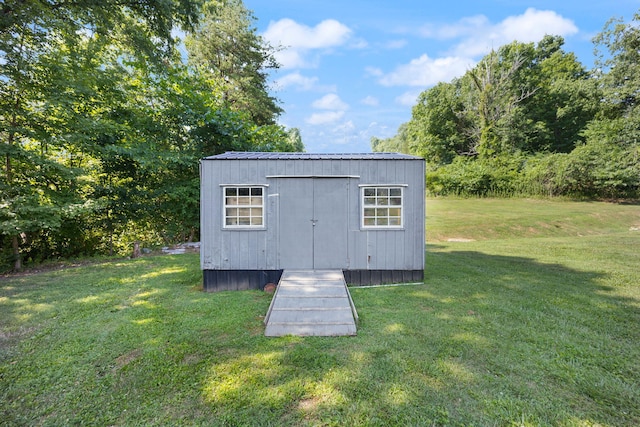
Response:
2,251,639,426
342,247,639,426
196,247,639,425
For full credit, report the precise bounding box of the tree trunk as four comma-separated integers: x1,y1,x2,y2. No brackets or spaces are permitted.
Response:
12,235,22,271
132,241,141,258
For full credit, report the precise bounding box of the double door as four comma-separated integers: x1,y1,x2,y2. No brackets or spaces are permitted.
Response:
278,178,349,269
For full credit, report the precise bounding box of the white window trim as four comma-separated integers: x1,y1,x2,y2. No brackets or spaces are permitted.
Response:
221,185,266,229
360,185,405,230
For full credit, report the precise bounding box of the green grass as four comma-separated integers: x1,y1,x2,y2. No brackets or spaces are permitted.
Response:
427,197,640,241
1,198,639,426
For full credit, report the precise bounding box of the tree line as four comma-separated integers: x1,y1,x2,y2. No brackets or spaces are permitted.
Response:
1,0,303,271
372,14,640,200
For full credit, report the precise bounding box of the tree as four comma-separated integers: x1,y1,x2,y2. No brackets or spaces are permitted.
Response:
406,81,472,163
404,36,597,165
0,0,202,270
186,0,283,125
512,35,598,153
285,128,305,152
593,13,640,119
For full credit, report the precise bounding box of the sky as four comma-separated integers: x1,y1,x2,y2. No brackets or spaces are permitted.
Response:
243,0,640,153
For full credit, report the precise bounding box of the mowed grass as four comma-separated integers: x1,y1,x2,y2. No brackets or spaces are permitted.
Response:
1,198,639,426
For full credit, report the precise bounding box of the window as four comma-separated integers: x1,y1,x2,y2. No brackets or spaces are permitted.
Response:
361,186,403,228
224,186,264,228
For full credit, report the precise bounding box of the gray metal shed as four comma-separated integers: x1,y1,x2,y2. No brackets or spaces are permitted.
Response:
200,152,425,291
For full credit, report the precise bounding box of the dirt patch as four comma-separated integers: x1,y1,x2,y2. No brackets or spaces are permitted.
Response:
181,354,203,365
298,397,321,412
114,348,143,370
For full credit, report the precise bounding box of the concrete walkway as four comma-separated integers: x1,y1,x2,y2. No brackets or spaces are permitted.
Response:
264,270,358,337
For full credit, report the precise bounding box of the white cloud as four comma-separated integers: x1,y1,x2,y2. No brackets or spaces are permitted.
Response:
375,8,577,90
272,49,312,69
500,8,578,41
350,38,369,49
365,67,384,78
306,111,345,125
263,18,352,69
395,90,422,107
383,39,408,49
264,18,352,49
312,93,349,110
333,120,356,134
420,9,578,58
274,73,319,90
419,15,490,40
360,96,379,106
379,54,472,87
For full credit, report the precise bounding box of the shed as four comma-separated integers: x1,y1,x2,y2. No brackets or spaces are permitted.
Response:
200,152,425,291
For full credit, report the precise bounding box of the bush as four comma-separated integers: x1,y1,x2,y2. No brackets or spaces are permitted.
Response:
427,143,640,199
426,155,524,197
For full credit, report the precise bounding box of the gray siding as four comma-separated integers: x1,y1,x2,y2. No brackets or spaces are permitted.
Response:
200,155,425,276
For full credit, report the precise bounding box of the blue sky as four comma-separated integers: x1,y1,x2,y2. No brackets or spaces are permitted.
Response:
243,1,640,153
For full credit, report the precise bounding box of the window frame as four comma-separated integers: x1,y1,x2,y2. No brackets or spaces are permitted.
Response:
221,185,267,229
360,185,405,230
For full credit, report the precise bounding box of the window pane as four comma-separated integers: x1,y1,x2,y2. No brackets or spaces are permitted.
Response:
224,186,265,227
389,217,401,226
361,186,404,228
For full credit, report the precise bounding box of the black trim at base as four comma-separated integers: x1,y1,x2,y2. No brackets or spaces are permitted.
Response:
343,270,424,286
203,270,283,292
202,269,423,291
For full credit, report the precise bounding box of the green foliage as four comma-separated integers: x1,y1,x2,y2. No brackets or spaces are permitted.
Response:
426,155,525,197
185,0,283,125
1,0,302,271
2,199,640,425
393,18,640,200
371,123,412,154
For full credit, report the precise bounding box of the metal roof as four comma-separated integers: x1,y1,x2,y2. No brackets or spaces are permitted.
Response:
203,152,423,160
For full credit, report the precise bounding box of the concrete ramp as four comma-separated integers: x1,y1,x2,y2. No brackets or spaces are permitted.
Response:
264,270,358,337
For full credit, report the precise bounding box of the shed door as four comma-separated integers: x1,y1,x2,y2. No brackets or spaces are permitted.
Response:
278,178,349,269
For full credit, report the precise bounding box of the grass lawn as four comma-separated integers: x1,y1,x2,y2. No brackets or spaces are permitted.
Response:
1,198,639,426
